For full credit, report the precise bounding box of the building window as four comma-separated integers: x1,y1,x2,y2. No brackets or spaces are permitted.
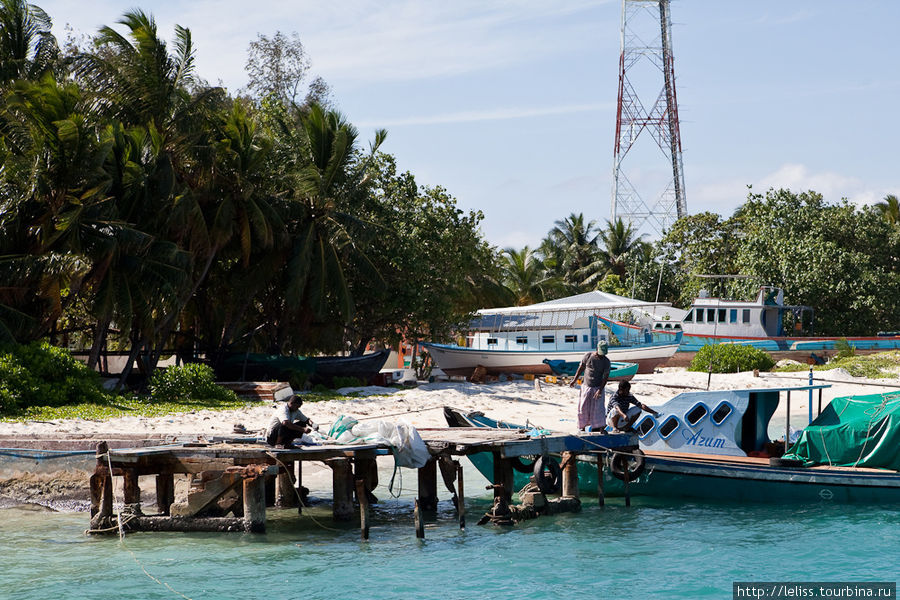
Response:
564,334,577,343
516,336,528,344
542,335,555,344
742,309,751,323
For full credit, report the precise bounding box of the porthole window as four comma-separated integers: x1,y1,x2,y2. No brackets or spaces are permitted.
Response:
658,415,681,439
711,402,734,425
685,403,709,427
636,415,657,438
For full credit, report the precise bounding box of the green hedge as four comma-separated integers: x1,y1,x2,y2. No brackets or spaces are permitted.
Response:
148,363,239,403
688,344,775,373
0,341,107,414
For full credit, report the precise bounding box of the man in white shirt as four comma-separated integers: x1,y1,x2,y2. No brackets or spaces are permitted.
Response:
266,395,315,447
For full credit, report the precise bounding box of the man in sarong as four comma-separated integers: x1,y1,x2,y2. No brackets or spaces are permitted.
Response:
569,340,611,431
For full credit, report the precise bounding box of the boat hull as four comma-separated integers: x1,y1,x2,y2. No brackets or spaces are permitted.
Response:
466,450,900,503
423,342,678,376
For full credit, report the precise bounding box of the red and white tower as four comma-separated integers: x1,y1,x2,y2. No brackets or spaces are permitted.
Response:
612,0,687,236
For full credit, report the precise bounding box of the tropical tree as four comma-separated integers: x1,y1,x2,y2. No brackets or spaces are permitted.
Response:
875,194,899,227
579,217,645,287
0,0,58,85
500,246,554,306
541,212,600,293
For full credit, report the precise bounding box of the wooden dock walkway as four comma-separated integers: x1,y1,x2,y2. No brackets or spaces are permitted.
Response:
88,428,637,536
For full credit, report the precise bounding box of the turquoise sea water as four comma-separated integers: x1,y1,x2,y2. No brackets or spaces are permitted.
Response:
2,486,897,600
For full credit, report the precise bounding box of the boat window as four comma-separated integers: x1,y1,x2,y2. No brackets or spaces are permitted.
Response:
564,334,577,343
515,336,528,344
582,335,588,343
718,309,726,322
674,324,682,330
742,309,751,323
684,310,694,323
707,309,716,322
487,338,498,345
711,402,734,425
730,309,737,323
636,415,656,438
541,335,555,344
685,402,709,427
695,309,703,323
664,323,672,329
658,415,680,439
654,323,662,329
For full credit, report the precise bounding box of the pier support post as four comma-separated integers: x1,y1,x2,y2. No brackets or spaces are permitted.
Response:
414,499,425,539
417,458,438,512
155,474,175,515
624,464,631,507
596,456,605,507
456,461,465,530
123,468,142,514
277,461,298,508
243,475,267,533
492,452,514,503
356,479,370,540
89,442,113,527
561,452,579,499
328,458,354,521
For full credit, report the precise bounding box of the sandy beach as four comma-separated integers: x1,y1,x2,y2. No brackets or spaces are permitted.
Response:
2,367,898,440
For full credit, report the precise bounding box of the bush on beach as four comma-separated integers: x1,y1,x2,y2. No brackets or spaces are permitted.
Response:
688,344,775,373
148,363,240,404
0,341,107,414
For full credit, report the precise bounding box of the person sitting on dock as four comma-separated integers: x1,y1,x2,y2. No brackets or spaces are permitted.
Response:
607,380,658,433
266,395,315,447
569,340,611,431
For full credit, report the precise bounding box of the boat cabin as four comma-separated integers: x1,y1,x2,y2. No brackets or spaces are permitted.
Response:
651,286,814,338
635,385,829,457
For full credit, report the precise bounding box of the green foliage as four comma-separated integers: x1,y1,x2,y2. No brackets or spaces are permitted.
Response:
835,338,856,359
774,351,900,379
148,363,239,403
331,376,363,389
0,341,106,414
688,344,775,373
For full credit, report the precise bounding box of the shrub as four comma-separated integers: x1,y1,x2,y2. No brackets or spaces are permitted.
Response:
0,341,106,414
835,337,856,360
149,363,239,404
688,344,775,373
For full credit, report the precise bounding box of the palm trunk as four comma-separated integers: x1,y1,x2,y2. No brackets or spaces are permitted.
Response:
87,315,112,371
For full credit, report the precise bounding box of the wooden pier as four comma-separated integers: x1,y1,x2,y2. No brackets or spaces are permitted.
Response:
88,428,637,536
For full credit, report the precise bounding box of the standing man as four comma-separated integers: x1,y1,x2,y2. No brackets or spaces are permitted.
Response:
266,394,315,447
569,339,611,431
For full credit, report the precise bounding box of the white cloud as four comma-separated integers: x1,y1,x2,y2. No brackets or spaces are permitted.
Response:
357,102,612,127
688,163,900,216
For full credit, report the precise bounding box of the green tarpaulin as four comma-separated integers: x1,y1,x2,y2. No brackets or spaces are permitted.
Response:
784,392,900,470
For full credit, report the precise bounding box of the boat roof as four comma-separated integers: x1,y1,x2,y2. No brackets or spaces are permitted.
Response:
477,291,672,316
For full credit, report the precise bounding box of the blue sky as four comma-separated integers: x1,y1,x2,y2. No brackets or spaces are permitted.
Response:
40,0,900,248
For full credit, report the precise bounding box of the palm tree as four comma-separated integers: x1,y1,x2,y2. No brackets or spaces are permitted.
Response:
499,247,546,306
595,217,644,279
0,0,58,85
541,212,600,292
875,194,899,227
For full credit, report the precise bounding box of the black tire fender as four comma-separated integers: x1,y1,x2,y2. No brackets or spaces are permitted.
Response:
608,448,646,481
533,455,562,494
511,456,536,473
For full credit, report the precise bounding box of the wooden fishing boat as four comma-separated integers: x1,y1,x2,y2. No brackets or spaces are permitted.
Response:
445,385,900,503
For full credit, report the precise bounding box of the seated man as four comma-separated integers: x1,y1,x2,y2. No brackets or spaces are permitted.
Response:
266,394,315,447
607,380,659,432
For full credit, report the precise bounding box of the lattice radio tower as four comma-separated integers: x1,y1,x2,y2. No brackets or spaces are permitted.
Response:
612,0,687,236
